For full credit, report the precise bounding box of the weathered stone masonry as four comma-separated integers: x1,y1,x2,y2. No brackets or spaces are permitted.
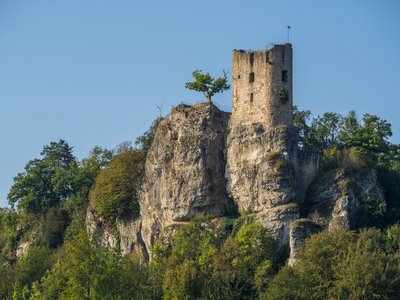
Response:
231,44,293,128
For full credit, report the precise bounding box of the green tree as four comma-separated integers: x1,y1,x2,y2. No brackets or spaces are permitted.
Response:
203,238,243,299
38,207,70,248
310,112,343,151
157,217,223,299
89,149,144,222
8,140,78,214
118,254,158,300
205,223,276,299
341,113,392,165
293,108,343,152
185,70,230,103
163,260,199,300
35,230,121,300
0,209,19,259
263,228,400,300
293,106,312,150
13,247,54,300
63,146,113,241
260,266,304,300
330,229,400,299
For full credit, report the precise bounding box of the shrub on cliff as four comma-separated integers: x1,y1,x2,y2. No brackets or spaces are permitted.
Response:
89,149,144,222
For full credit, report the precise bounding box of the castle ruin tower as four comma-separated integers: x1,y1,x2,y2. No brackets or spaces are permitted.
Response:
226,43,299,247
231,43,293,128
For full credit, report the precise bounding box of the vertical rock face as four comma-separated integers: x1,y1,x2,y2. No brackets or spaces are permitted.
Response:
226,125,298,211
139,102,232,252
86,209,147,258
226,124,301,246
288,219,322,266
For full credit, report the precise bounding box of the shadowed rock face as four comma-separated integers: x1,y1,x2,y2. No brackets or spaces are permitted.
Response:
287,169,386,265
139,103,232,253
288,219,322,266
305,169,385,230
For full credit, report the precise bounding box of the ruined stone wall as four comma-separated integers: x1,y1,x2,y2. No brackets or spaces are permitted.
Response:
231,44,293,128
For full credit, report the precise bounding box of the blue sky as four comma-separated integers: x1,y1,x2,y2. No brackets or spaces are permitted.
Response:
0,0,399,207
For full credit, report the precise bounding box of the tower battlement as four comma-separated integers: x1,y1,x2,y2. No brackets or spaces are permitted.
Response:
231,43,293,128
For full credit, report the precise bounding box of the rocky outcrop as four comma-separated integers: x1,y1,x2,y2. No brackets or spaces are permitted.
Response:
257,203,300,248
139,103,232,253
86,208,147,259
226,124,301,245
226,125,297,211
305,169,385,230
85,102,386,264
288,218,322,266
287,168,386,265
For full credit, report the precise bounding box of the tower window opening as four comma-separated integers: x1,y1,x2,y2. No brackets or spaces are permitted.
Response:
250,93,254,102
249,53,254,66
249,72,255,83
281,70,288,82
266,52,270,63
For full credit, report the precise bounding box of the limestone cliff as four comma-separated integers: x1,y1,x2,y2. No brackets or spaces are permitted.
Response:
86,102,386,263
287,168,386,264
226,124,300,247
305,168,385,229
288,218,322,266
86,208,147,259
139,102,232,253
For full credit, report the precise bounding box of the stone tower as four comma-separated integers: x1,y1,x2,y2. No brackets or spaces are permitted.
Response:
231,43,293,128
227,43,299,247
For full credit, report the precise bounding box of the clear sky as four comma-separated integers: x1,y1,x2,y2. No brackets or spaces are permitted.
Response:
0,0,399,207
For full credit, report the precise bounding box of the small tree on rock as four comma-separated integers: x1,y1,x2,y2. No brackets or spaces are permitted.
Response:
185,70,230,103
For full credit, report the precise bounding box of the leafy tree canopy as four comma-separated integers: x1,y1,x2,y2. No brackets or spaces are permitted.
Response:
185,69,230,103
89,149,145,222
293,108,395,165
262,227,400,300
8,140,78,214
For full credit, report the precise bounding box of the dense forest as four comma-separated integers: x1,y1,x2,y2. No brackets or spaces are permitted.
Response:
1,108,400,299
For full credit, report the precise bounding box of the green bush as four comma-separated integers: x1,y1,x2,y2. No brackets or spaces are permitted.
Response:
13,247,54,300
262,227,400,300
321,146,369,172
89,150,145,222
